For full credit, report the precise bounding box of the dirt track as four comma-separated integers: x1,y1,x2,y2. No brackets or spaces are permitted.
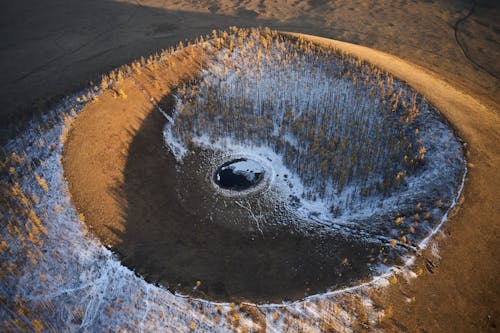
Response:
3,0,500,332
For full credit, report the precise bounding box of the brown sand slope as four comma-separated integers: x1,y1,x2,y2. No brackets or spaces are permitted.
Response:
64,47,207,248
64,32,499,331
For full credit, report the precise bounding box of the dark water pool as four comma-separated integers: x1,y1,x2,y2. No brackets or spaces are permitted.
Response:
214,158,264,191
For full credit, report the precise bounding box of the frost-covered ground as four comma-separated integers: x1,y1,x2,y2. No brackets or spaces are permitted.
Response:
0,30,466,332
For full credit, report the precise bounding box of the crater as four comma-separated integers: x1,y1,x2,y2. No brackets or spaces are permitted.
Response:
63,28,466,304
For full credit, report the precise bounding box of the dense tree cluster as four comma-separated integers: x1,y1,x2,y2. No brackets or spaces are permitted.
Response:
170,28,429,210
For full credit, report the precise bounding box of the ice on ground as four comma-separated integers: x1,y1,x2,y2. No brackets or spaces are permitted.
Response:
218,159,264,182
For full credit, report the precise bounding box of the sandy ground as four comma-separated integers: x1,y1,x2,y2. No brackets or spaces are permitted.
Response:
2,0,500,332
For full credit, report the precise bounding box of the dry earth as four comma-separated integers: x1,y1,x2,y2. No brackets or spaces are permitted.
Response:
2,0,500,332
